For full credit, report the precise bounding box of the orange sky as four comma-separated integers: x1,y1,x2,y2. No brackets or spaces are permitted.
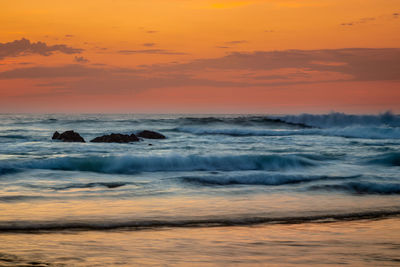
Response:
0,0,399,113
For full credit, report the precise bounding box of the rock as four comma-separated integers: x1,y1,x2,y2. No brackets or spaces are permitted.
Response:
90,133,139,143
52,131,60,140
137,130,166,139
52,130,85,142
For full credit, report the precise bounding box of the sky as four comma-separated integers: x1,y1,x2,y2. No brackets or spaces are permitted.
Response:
0,0,399,113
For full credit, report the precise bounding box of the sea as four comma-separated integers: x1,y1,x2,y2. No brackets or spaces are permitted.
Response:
1,113,400,266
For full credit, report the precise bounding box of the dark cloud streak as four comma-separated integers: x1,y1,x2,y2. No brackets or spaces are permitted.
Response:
118,49,187,55
224,40,247,45
0,38,83,60
147,48,400,82
0,65,107,79
142,43,156,47
74,56,89,63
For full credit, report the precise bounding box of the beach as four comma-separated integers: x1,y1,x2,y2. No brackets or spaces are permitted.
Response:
1,113,400,266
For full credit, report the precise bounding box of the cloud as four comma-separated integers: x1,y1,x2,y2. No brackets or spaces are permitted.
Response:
34,72,253,95
147,48,400,82
224,40,247,45
0,38,83,60
146,30,158,34
1,48,399,96
340,17,375,26
0,65,108,79
65,34,74,38
142,43,156,47
118,49,187,55
74,56,89,63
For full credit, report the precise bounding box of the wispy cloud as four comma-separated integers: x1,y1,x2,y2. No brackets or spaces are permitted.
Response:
146,48,400,82
224,40,247,45
118,49,187,55
74,56,89,63
340,17,375,26
0,64,106,79
143,43,156,47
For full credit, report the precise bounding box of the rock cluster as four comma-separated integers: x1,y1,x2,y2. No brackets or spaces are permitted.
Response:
51,130,166,143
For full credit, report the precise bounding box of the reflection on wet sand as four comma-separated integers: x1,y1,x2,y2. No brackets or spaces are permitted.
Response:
1,217,400,266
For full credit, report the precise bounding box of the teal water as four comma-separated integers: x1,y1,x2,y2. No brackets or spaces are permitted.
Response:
0,113,400,265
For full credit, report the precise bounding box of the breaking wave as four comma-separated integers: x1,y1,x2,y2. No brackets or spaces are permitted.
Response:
1,210,399,232
274,111,400,128
1,153,322,174
176,112,400,129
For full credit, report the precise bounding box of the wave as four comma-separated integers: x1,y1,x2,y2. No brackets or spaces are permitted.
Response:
0,166,20,176
320,126,400,139
309,182,400,195
8,154,320,174
1,210,399,232
177,112,400,129
50,182,132,190
174,127,317,137
367,152,400,166
0,134,28,140
25,182,133,190
179,116,312,128
175,126,400,139
0,195,44,202
275,111,400,128
180,173,361,186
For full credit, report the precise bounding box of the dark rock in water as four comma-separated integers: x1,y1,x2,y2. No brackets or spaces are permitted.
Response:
52,131,60,140
90,133,139,143
137,130,166,139
52,130,85,142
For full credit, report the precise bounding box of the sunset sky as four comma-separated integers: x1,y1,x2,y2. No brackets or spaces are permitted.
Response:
0,0,399,113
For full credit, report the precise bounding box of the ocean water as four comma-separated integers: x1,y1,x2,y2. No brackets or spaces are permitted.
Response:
1,113,400,266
